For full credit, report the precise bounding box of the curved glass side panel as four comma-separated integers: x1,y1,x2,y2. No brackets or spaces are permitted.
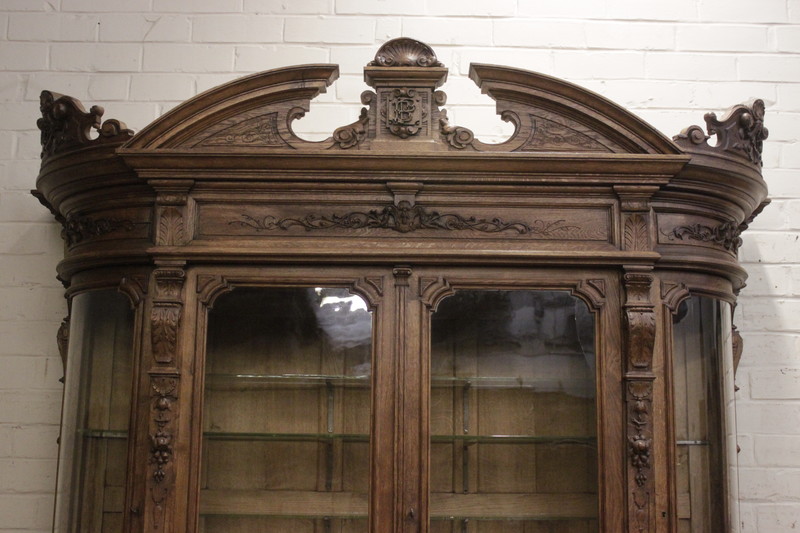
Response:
200,287,373,532
430,290,598,532
672,295,738,532
54,291,134,533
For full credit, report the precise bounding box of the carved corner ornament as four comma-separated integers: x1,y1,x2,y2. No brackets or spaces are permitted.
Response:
674,99,768,166
38,90,133,158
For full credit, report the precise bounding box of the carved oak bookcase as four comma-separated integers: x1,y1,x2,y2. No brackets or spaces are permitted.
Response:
34,39,768,533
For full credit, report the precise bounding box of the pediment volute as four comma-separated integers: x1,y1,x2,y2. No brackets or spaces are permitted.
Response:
120,38,680,155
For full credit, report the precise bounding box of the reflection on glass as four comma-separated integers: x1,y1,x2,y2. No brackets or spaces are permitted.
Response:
672,296,738,532
54,291,134,533
200,287,372,532
430,290,598,532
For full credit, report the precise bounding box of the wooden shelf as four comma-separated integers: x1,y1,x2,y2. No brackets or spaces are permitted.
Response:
199,490,598,521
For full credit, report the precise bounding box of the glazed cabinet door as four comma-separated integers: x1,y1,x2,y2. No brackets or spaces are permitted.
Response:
196,282,380,533
416,269,621,533
188,267,622,533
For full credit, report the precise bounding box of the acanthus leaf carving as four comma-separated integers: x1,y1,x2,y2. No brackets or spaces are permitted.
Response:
626,310,656,369
624,214,649,251
157,206,186,246
624,273,655,370
150,306,180,365
230,201,580,237
673,99,768,166
38,90,133,158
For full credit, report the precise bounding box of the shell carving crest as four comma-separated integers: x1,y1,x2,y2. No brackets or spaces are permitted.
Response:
369,38,443,67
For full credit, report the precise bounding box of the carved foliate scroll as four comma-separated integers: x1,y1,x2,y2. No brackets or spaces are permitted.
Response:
666,220,743,254
37,90,133,158
674,99,768,166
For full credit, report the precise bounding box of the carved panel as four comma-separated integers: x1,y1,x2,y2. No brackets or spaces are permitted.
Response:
624,272,655,370
521,112,616,152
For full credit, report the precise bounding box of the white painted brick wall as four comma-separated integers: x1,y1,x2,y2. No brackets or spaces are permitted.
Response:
0,2,797,531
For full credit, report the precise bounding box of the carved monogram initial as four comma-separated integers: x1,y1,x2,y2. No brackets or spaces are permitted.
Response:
388,88,423,138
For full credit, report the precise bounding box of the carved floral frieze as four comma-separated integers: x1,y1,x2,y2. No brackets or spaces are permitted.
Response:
229,201,580,237
666,220,743,254
62,215,135,247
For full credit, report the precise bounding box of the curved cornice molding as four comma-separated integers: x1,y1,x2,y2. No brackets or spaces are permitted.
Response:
468,64,682,155
123,64,339,150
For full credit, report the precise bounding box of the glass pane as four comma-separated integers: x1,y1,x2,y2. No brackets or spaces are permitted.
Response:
54,290,134,533
430,290,598,532
200,287,372,531
672,296,738,532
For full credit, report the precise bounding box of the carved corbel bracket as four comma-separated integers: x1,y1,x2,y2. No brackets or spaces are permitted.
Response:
150,267,186,366
673,99,768,166
624,272,656,370
150,180,194,247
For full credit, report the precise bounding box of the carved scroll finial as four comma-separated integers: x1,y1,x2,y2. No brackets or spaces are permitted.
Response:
369,38,443,68
37,90,133,158
674,99,768,166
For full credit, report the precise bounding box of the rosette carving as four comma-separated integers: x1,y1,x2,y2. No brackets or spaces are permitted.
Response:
37,90,133,158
